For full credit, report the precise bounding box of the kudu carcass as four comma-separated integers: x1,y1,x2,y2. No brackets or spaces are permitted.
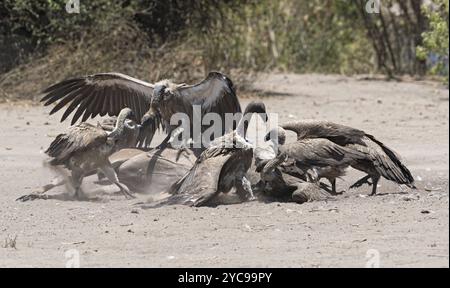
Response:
110,147,196,193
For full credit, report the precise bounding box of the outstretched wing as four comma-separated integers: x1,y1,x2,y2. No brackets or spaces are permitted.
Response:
41,73,154,124
282,120,366,146
177,71,242,121
46,123,107,165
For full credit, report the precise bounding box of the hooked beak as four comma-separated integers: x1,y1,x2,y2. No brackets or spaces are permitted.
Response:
142,104,159,124
141,113,154,126
128,112,138,123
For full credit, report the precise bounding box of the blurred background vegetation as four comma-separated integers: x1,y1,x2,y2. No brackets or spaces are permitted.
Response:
0,0,448,101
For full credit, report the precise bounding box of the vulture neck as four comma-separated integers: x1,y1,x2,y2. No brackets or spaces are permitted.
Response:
236,117,248,138
236,104,268,138
109,111,129,140
262,153,287,176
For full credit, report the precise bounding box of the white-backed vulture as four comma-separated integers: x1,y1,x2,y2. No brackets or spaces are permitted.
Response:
40,72,241,148
30,108,135,200
143,101,268,207
265,127,364,194
17,147,196,201
281,120,416,195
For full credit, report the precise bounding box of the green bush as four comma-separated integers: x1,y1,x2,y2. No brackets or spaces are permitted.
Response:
416,0,449,83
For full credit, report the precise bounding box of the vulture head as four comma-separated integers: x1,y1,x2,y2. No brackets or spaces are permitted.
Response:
264,126,286,146
237,101,269,138
152,81,170,107
141,80,178,126
108,108,136,143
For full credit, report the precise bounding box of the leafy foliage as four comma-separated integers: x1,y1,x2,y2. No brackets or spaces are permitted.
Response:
0,0,447,101
416,0,449,83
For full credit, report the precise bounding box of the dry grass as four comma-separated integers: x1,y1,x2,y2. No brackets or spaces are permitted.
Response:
0,20,208,102
0,20,258,103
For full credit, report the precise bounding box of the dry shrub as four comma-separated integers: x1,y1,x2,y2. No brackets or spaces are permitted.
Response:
0,20,207,102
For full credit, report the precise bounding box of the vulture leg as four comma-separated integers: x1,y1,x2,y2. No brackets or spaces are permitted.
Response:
168,127,194,160
96,169,107,182
155,134,171,150
71,170,86,200
157,126,187,150
99,164,135,199
156,127,177,150
167,127,185,146
236,176,256,201
370,175,380,196
350,174,373,189
16,177,66,201
329,178,344,195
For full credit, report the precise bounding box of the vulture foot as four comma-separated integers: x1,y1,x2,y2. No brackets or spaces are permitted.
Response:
16,193,49,202
115,183,135,199
330,190,345,196
350,175,372,189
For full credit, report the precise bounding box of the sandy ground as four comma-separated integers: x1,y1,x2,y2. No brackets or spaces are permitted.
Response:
0,74,448,267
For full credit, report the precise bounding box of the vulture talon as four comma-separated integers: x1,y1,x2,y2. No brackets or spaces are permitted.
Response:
350,175,372,189
16,193,49,202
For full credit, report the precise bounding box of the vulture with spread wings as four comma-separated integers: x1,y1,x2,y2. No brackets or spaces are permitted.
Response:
40,71,242,148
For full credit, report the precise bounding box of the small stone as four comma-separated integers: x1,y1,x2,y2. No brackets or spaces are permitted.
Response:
402,195,419,201
421,210,434,214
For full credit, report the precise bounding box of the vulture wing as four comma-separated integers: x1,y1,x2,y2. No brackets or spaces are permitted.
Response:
148,148,231,207
350,135,415,186
45,123,107,165
176,71,242,125
145,143,252,207
282,120,366,146
282,138,363,167
40,72,158,147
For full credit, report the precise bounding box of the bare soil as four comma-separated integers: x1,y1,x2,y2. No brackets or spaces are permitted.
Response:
0,74,448,267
